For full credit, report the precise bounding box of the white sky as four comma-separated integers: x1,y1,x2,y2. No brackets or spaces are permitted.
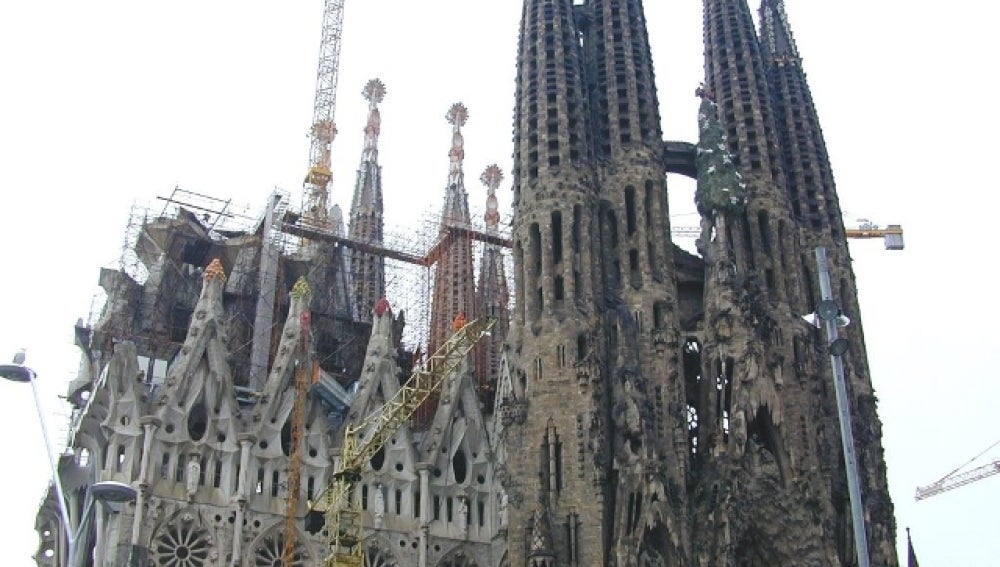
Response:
1,1,997,565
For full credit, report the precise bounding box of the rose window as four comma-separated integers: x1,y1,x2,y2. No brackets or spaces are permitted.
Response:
152,519,211,566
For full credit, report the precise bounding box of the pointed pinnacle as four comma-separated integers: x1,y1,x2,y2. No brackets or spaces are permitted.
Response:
480,164,504,193
363,79,386,105
446,102,468,128
203,259,227,282
290,276,312,299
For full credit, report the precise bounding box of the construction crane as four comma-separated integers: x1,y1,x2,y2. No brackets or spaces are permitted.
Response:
283,1,347,559
915,440,1000,501
670,218,905,250
302,0,347,230
312,315,497,567
282,304,315,565
844,219,905,250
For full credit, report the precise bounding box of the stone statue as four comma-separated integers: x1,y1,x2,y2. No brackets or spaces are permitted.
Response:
186,458,200,499
499,490,509,528
457,496,469,536
371,483,385,528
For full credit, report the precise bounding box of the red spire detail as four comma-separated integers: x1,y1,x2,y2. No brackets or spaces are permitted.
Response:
373,297,391,317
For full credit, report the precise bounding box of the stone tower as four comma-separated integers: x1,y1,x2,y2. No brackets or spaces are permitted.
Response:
498,0,898,565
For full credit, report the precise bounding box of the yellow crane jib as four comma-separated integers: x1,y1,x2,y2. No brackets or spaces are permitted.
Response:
310,316,497,567
844,221,905,250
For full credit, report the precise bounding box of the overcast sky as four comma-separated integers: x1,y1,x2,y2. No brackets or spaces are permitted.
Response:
1,1,997,565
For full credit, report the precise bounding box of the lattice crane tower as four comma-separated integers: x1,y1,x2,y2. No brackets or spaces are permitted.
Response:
302,0,346,230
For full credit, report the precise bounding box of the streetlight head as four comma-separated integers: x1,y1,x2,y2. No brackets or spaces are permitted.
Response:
817,300,841,322
829,338,850,356
90,481,138,504
0,363,35,383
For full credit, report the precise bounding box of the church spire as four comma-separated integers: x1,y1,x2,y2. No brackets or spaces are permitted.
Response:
583,0,663,158
702,0,785,189
442,102,471,224
759,0,847,243
418,103,479,428
759,0,799,61
347,79,387,321
475,164,509,400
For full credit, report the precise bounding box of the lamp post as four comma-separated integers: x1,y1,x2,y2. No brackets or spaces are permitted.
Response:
0,357,76,564
72,481,138,567
0,355,138,566
811,247,870,567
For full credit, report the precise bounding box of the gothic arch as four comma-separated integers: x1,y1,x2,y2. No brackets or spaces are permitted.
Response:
244,521,315,567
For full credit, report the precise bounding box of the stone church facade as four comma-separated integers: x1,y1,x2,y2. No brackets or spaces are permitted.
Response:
35,1,897,566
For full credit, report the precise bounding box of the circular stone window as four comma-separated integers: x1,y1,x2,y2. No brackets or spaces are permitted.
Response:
252,532,308,567
152,520,211,566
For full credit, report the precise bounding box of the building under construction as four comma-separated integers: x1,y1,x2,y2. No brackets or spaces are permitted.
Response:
33,1,900,566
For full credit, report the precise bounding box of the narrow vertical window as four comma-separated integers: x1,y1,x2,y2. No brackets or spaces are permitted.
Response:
551,211,563,265
757,210,772,254
572,205,582,253
625,186,637,235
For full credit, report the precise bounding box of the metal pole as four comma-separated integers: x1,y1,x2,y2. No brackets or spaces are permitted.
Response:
814,246,870,567
28,373,76,565
70,495,97,567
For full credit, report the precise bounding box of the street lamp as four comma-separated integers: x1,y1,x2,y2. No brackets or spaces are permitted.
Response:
0,353,137,566
1,353,76,565
807,248,871,567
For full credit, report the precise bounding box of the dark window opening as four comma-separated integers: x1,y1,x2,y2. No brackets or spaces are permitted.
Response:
188,402,207,441
625,186,637,235
452,450,468,484
551,211,563,264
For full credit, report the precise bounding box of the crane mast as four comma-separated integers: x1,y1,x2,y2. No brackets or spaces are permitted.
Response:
302,0,346,230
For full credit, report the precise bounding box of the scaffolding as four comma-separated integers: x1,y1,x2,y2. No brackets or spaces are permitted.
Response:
100,183,514,393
